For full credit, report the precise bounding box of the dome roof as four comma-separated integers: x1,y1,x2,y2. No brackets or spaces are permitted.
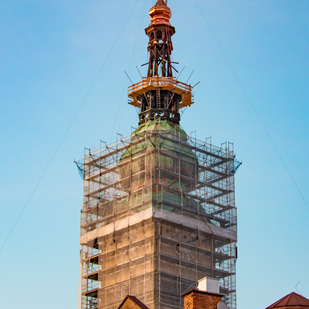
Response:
121,120,194,160
148,0,172,25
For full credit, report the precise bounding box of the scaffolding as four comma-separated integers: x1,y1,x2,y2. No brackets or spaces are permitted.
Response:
78,120,240,309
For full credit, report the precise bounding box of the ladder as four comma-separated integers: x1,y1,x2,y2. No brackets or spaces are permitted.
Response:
156,89,161,109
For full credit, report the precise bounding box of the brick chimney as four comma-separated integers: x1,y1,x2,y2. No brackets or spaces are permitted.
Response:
182,277,224,309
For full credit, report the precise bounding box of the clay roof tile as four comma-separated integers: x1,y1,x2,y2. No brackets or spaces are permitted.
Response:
266,292,309,308
117,295,150,309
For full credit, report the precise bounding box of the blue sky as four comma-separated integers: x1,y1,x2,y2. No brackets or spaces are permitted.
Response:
0,1,308,308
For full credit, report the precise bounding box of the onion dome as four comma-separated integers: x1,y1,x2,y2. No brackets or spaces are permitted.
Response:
149,0,172,26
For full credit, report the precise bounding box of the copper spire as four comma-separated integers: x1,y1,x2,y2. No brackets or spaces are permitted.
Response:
145,0,175,77
127,0,193,125
148,0,172,26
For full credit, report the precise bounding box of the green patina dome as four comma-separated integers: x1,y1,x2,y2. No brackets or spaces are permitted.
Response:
122,120,197,160
119,120,197,193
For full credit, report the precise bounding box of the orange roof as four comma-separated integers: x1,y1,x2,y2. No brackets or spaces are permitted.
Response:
266,292,309,308
117,295,150,309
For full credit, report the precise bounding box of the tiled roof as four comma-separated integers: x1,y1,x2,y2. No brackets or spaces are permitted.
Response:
266,292,309,308
117,295,150,309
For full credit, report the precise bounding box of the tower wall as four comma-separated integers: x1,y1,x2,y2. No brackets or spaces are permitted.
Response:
78,123,239,309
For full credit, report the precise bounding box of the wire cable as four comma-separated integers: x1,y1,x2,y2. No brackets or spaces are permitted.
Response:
193,0,309,211
110,0,147,141
0,0,140,255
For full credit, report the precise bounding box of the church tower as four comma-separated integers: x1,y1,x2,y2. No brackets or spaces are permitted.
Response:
78,1,240,308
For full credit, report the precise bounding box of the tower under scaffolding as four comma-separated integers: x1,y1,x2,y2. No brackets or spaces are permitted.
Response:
77,1,240,308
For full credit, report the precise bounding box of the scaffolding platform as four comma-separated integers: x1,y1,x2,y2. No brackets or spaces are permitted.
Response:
128,77,193,108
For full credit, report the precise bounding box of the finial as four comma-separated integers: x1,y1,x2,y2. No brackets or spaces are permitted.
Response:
149,0,171,26
156,0,169,6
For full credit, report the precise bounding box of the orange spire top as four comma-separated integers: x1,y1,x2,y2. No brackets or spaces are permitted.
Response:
149,0,172,25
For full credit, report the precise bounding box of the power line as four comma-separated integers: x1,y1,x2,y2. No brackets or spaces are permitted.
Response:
193,0,309,211
0,0,140,254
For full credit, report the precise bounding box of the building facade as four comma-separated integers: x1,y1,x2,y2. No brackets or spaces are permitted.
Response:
77,1,240,308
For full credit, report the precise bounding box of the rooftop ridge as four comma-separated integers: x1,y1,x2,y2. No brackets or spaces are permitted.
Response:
266,292,309,308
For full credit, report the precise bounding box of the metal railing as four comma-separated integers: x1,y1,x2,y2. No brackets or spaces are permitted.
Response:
128,77,192,94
